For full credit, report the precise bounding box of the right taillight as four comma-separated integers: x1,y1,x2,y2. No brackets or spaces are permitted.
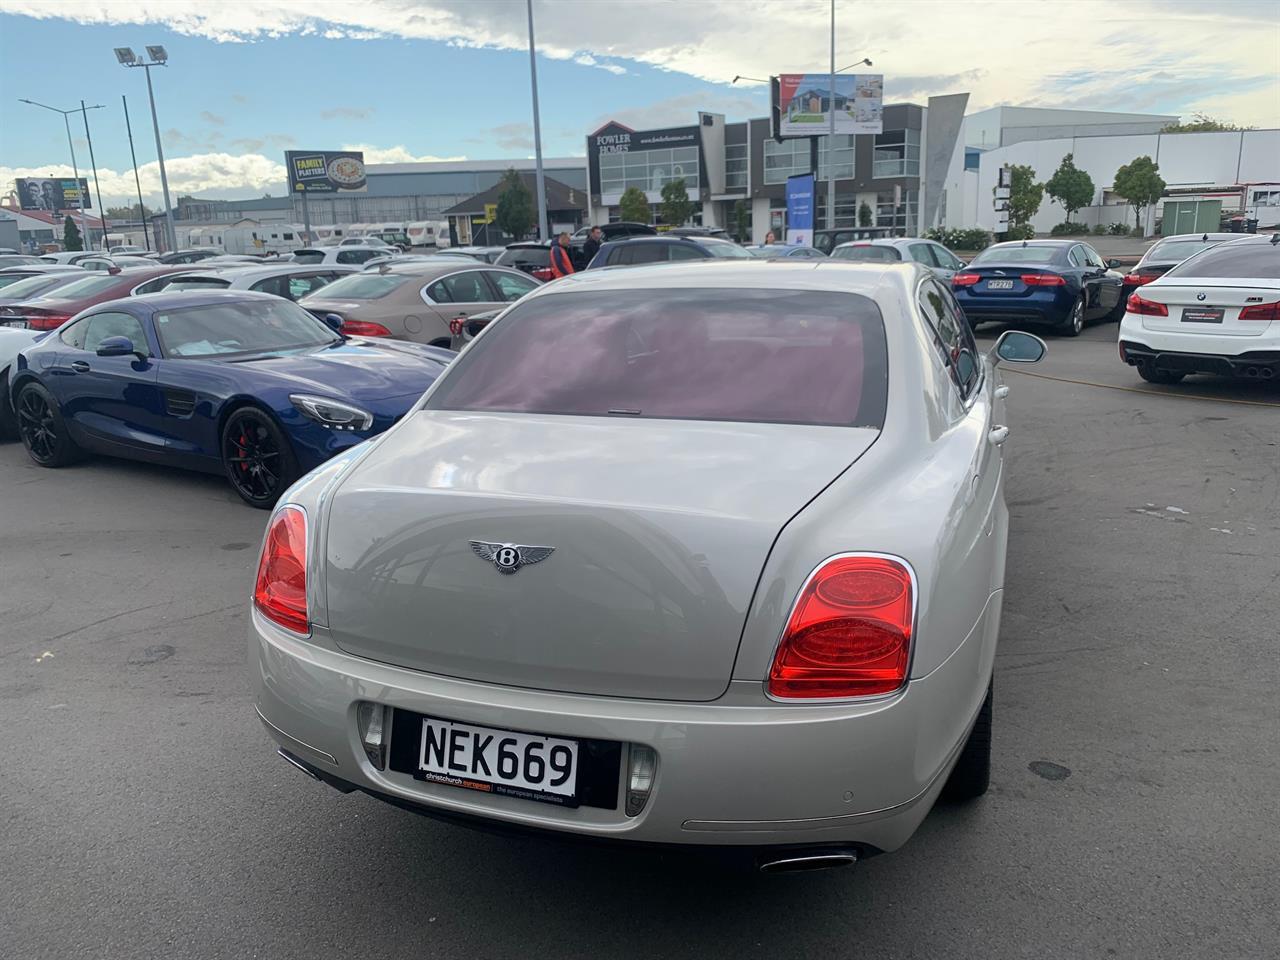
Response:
531,267,554,281
1127,292,1168,316
951,273,980,287
27,313,72,331
448,316,467,336
340,319,392,337
254,505,309,635
1238,301,1279,322
767,555,914,700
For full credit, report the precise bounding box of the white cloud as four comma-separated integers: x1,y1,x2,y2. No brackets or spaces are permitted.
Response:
1,0,1276,126
338,144,466,164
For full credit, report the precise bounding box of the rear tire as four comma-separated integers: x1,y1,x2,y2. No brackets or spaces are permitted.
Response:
1060,296,1085,337
15,380,82,467
1137,364,1185,385
942,679,992,802
1106,292,1128,322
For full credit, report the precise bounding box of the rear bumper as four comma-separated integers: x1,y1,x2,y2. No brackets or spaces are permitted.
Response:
250,594,1000,852
1119,340,1280,378
954,290,1072,326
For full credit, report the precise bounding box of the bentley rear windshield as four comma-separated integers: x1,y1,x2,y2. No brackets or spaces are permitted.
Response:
427,288,888,428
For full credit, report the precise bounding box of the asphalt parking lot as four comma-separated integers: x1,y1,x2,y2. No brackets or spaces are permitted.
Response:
2,324,1277,960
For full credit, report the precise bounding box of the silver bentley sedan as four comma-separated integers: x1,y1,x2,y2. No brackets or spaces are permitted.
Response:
250,260,1045,871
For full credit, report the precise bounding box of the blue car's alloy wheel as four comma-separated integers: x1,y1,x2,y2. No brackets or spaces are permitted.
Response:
221,408,297,509
16,382,80,468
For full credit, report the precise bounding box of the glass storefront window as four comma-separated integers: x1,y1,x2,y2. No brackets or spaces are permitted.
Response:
725,143,748,190
763,136,854,184
872,129,920,178
600,146,700,197
876,189,919,233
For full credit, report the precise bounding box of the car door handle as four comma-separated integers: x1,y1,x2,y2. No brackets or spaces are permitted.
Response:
995,385,1009,399
70,361,90,373
988,425,1010,445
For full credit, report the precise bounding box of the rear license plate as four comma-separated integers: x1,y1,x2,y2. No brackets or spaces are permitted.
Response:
987,279,1014,290
1181,307,1224,323
416,715,580,806
1,319,28,329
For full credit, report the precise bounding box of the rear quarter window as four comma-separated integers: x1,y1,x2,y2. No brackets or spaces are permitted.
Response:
427,288,888,428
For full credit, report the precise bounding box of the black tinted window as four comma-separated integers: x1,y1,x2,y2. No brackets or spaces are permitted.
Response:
1165,243,1280,279
496,248,550,268
627,244,668,265
428,288,888,428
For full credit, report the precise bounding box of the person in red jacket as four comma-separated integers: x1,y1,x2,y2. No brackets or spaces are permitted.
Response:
549,232,576,278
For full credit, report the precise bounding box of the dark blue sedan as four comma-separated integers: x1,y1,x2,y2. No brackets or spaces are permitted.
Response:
11,290,452,507
950,240,1125,337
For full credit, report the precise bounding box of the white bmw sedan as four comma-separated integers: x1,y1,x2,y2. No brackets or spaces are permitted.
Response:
250,260,1045,870
1119,233,1280,384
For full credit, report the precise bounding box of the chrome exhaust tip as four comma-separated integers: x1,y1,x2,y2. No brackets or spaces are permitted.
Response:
758,849,858,874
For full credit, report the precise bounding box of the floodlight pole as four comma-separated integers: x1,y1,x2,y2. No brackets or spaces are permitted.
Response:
141,62,177,252
827,0,836,233
527,0,549,242
18,99,95,249
122,95,152,251
81,99,109,249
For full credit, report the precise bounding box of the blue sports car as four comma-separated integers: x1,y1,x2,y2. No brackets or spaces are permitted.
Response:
10,290,453,507
950,239,1125,337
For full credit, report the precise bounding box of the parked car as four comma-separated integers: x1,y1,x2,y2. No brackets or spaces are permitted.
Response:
666,226,728,238
132,263,360,301
298,261,540,346
0,264,86,289
9,290,453,507
39,252,118,271
157,249,224,265
569,221,655,265
0,254,45,269
1119,233,1280,383
813,226,894,255
0,266,199,331
0,324,42,438
0,272,88,306
436,246,507,264
340,236,393,248
1120,232,1239,304
950,240,1125,336
831,237,967,281
292,246,388,266
248,259,1047,867
446,308,499,351
495,241,555,280
587,235,754,268
108,245,146,254
746,244,828,260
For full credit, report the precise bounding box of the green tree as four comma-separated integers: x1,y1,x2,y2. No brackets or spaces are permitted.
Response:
105,203,151,220
1112,156,1166,232
494,168,534,240
63,215,83,252
1045,153,1096,223
660,178,694,227
619,186,650,224
1006,164,1043,230
733,199,750,242
1160,113,1253,133
858,201,873,227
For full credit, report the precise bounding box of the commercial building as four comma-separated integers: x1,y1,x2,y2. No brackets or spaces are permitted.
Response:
442,173,588,245
585,102,951,242
1,208,109,251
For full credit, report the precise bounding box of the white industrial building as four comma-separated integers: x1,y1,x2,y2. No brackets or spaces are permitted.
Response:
939,107,1279,234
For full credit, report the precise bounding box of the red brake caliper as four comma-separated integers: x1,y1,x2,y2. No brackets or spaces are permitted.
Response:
238,432,249,472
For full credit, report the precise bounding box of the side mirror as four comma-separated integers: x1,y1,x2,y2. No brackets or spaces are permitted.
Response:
322,313,344,333
1106,258,1122,269
96,335,142,359
990,330,1046,365
956,260,967,269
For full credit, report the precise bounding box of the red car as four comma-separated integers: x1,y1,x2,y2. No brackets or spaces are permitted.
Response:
0,266,202,331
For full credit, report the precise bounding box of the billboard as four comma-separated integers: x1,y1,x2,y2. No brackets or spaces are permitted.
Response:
772,73,883,139
285,150,368,194
785,173,814,245
15,177,92,212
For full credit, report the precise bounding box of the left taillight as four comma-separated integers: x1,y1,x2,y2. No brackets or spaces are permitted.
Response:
254,505,308,635
951,272,980,287
767,554,914,700
27,313,72,331
1123,273,1155,286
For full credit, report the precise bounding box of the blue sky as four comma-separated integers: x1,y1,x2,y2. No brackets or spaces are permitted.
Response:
0,0,1275,206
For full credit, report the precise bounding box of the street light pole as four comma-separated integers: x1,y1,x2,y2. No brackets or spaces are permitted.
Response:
18,99,103,251
81,99,108,250
117,47,177,252
122,95,152,251
828,0,836,233
526,0,549,242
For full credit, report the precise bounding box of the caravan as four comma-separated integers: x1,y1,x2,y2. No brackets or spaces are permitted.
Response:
406,220,451,249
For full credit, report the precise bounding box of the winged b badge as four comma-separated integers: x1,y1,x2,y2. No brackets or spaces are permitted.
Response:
469,540,555,575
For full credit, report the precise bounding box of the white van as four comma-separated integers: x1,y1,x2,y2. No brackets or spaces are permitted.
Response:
406,220,451,249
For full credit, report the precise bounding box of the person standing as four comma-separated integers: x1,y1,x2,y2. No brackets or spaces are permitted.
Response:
580,225,604,267
764,230,776,245
549,231,576,278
